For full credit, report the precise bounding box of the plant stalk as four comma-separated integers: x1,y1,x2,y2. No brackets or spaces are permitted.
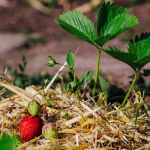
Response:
74,69,81,103
93,50,101,97
132,105,139,150
58,63,69,68
121,72,139,108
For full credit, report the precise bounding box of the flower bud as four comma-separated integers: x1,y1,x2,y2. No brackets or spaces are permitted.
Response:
46,56,57,68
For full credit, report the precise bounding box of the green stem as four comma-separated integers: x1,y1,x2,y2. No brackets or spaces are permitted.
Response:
74,69,81,103
76,91,81,104
93,50,101,97
121,72,139,108
132,105,139,150
74,69,76,83
58,63,69,68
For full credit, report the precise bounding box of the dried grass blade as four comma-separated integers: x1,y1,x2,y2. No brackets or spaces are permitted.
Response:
79,118,94,128
143,103,150,117
58,129,77,133
136,143,150,150
107,102,142,115
0,82,32,101
65,107,100,126
102,134,117,143
68,144,89,150
16,135,42,149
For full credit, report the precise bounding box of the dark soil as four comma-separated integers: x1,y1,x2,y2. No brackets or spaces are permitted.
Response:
0,0,150,85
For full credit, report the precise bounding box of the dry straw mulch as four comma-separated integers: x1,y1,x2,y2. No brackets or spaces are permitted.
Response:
0,79,150,150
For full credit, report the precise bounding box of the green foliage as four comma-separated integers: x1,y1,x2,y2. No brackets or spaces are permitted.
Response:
55,10,97,46
55,1,139,99
67,82,79,94
96,2,138,46
102,47,137,71
79,70,93,87
8,56,70,89
15,28,31,34
142,69,150,77
0,132,22,150
56,2,138,47
68,70,75,81
97,76,110,96
0,136,15,150
133,0,146,5
43,0,57,8
97,76,125,102
66,50,75,69
16,35,44,51
103,32,150,72
28,36,44,45
129,69,150,97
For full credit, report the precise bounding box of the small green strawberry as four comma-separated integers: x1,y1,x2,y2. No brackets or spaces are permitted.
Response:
42,123,59,140
42,106,59,140
28,100,41,116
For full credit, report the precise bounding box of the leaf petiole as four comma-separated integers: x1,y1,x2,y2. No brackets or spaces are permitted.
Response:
121,71,139,108
58,63,70,68
93,49,101,97
74,69,81,103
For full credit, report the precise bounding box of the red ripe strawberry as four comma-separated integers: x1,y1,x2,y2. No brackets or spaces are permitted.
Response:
19,115,43,142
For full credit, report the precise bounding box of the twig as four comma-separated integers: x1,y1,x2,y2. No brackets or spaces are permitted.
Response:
44,61,67,94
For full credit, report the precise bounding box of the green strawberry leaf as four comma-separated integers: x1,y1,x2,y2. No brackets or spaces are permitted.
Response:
102,32,150,72
102,47,138,71
142,69,150,77
97,76,110,96
79,70,93,86
96,2,139,46
66,50,75,69
0,135,16,150
128,32,150,60
55,10,97,46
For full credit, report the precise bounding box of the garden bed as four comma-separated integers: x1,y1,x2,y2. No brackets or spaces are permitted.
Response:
0,80,150,149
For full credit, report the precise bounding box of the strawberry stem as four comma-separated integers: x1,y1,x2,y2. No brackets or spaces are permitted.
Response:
43,106,47,125
43,106,57,128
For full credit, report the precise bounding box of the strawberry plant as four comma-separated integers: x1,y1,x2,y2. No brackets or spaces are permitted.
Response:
46,50,81,102
53,1,150,108
55,1,139,99
103,32,150,107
